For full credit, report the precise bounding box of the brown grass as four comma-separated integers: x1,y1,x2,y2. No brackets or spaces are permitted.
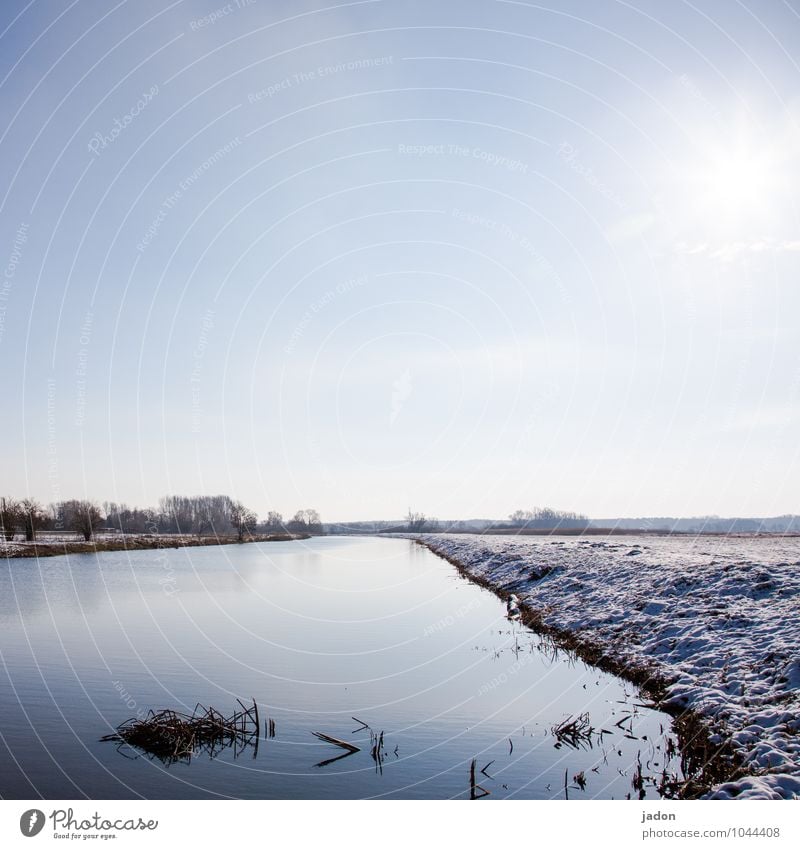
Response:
2,533,309,559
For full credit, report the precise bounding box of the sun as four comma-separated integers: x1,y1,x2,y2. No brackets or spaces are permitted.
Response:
679,119,786,234
699,142,776,216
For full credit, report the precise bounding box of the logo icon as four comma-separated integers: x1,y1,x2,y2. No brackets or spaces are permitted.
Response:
19,809,45,837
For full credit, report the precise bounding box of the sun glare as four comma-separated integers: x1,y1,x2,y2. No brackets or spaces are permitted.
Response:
685,125,783,230
701,143,776,215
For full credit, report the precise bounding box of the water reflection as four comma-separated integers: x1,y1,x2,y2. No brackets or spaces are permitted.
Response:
0,537,686,799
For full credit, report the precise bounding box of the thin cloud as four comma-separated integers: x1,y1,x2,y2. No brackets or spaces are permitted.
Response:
675,239,800,261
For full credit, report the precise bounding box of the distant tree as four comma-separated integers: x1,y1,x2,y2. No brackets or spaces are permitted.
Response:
159,495,195,535
265,510,284,530
230,501,257,542
507,507,588,529
406,510,428,532
65,501,105,542
0,497,21,541
19,498,44,541
57,500,104,541
287,509,323,535
103,502,162,535
157,494,234,537
509,509,533,526
202,495,234,537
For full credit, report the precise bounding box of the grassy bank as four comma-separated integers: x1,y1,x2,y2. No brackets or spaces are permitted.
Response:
413,536,747,799
1,533,310,559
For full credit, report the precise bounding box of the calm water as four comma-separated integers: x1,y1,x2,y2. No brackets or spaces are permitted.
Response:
0,536,683,799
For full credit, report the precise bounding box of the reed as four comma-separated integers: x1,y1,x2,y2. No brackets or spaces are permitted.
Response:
100,699,260,764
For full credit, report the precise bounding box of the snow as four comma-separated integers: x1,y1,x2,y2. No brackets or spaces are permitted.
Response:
416,533,800,800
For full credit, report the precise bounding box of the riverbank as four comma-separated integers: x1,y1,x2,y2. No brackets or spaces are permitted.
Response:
414,533,800,800
0,532,310,559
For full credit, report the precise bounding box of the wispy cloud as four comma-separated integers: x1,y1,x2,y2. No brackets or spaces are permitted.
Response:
675,239,800,262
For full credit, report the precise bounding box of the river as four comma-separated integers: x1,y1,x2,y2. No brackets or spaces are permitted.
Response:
0,536,684,799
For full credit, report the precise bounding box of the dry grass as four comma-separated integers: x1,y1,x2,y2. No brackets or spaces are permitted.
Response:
2,533,308,559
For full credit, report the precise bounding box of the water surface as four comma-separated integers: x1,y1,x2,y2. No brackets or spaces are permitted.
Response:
0,536,682,799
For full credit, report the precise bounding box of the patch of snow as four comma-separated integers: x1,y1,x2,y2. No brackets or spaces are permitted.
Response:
415,533,800,799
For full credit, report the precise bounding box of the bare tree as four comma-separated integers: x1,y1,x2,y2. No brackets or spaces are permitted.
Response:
19,499,44,542
288,509,322,534
265,510,283,530
406,509,427,532
158,494,234,537
507,507,589,529
508,509,532,526
0,497,21,541
70,500,105,541
230,501,257,542
289,510,305,529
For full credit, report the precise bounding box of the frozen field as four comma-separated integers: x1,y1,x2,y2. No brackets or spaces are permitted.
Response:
418,533,800,799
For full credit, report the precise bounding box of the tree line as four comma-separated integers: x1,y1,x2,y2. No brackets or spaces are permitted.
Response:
504,507,589,529
0,495,322,543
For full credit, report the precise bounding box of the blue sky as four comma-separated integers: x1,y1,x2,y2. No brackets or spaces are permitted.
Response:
1,0,799,521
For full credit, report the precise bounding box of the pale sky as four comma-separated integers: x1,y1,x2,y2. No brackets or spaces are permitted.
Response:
1,0,799,521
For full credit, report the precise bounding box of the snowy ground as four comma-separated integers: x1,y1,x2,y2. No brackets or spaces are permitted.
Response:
417,533,800,800
0,533,209,557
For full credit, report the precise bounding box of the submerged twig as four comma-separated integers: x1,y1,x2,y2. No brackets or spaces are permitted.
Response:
311,731,360,753
469,758,491,799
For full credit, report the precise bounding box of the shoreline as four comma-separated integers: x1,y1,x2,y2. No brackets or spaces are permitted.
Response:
412,534,800,800
450,528,800,538
0,532,311,559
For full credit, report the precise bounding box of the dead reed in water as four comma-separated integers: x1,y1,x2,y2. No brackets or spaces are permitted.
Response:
551,712,594,750
469,758,491,799
101,699,260,764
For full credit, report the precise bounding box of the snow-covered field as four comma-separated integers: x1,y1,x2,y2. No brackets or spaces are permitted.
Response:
418,533,800,800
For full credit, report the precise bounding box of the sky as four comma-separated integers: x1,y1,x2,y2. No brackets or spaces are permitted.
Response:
1,0,799,522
